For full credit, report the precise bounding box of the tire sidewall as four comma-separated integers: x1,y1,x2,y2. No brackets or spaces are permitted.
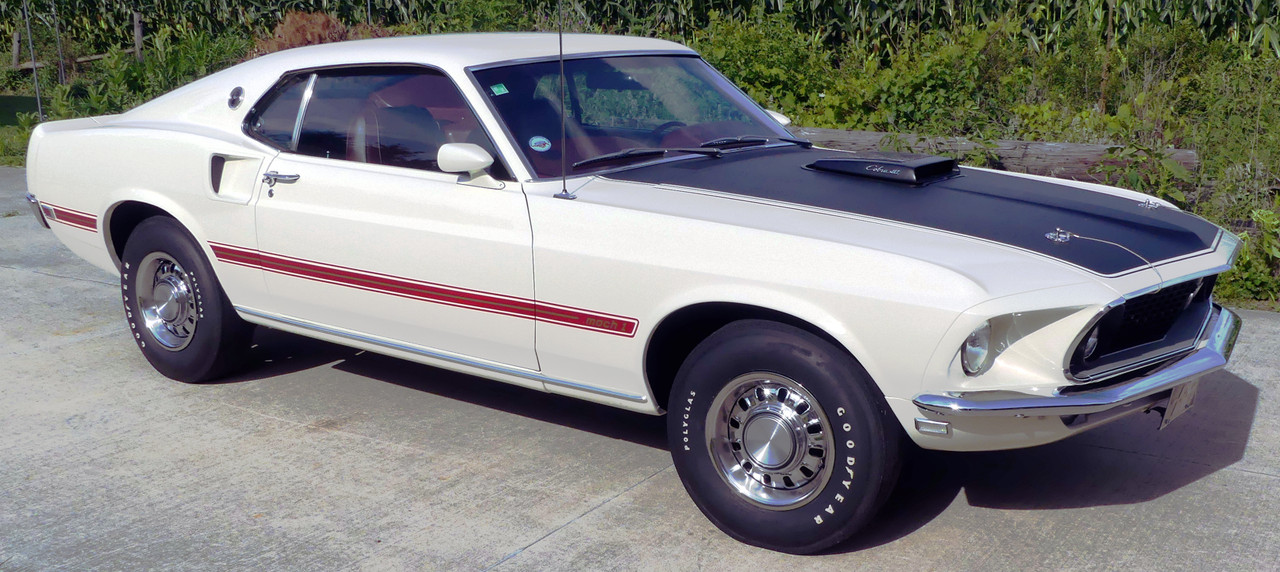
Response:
668,320,897,553
121,217,235,382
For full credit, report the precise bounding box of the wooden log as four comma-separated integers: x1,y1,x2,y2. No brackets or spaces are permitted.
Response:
11,48,137,70
790,126,1200,182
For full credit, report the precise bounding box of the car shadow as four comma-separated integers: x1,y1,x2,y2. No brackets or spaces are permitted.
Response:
203,327,364,385
833,370,1259,553
218,326,669,448
219,328,1258,551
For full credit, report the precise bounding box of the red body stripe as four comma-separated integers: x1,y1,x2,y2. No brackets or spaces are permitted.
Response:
208,242,638,337
42,203,97,233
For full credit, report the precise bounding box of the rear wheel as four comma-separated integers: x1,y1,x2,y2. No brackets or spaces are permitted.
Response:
121,216,252,382
668,320,901,554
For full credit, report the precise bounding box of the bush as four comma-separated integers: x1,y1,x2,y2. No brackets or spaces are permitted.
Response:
253,11,391,56
690,11,837,123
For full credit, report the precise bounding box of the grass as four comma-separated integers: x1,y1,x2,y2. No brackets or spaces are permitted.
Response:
0,95,38,126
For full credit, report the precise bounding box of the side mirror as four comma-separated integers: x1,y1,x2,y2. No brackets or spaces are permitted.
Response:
765,109,792,127
438,143,504,189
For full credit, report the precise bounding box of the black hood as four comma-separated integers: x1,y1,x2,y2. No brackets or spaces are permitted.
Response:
605,146,1221,276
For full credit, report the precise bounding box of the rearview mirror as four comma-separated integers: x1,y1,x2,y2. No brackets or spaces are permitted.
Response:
765,109,792,127
585,70,644,90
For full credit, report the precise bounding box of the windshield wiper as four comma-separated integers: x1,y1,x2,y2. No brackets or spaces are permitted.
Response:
571,147,722,170
699,135,769,149
699,135,813,149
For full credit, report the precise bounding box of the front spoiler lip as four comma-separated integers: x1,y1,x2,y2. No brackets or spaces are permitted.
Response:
913,304,1241,417
26,193,50,229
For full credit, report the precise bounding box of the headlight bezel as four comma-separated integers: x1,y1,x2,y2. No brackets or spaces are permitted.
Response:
954,306,1086,378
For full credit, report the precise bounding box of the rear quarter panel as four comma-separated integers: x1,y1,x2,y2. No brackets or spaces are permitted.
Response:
27,119,273,309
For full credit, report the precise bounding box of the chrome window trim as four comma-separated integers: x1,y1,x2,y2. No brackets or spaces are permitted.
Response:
465,49,697,71
289,73,317,152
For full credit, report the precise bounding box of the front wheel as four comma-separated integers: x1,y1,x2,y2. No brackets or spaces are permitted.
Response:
121,216,252,382
668,320,901,554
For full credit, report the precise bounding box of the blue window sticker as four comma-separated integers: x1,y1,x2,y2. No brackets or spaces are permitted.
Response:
528,136,552,152
490,83,509,96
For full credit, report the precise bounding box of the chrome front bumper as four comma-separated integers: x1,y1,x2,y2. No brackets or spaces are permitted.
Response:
26,193,50,229
913,304,1241,417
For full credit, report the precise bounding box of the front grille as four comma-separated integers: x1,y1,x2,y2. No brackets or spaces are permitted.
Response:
1114,279,1202,347
1069,275,1216,382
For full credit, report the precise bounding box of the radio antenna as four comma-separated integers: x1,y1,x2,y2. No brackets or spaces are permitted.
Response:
22,0,44,120
553,0,576,200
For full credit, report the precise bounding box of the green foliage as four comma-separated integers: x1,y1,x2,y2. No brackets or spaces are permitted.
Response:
0,110,34,165
5,1,1280,59
820,20,1027,134
1219,209,1280,301
1095,141,1192,205
46,28,249,117
691,11,836,122
421,0,537,34
0,125,29,166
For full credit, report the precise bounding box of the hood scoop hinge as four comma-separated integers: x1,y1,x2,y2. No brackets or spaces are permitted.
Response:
808,153,959,185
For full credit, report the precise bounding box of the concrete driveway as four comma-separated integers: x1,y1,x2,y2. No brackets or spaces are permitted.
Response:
2,166,1277,570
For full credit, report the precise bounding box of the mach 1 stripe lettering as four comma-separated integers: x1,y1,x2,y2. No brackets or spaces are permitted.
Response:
40,203,98,233
208,242,638,337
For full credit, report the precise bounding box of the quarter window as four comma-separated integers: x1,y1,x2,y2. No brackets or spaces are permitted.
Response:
246,74,309,148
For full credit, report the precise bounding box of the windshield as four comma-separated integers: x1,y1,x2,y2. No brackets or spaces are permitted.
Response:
472,55,790,178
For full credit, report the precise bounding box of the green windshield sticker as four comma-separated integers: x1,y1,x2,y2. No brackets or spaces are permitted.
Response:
490,83,509,96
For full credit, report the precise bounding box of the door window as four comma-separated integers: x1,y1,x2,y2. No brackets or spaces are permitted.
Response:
246,67,510,179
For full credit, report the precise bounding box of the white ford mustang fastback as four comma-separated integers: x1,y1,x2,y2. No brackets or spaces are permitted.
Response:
26,33,1242,553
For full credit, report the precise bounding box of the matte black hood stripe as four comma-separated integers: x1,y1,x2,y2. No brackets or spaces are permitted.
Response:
605,147,1221,276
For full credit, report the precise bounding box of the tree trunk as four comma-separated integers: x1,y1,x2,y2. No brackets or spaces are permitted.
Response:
133,11,144,63
10,29,19,69
1099,0,1115,115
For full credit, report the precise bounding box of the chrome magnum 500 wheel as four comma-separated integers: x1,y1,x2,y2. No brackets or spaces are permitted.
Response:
668,320,901,554
707,372,834,509
135,252,199,351
121,216,251,382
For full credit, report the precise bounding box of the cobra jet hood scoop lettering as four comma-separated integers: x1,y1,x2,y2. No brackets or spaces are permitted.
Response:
808,153,959,185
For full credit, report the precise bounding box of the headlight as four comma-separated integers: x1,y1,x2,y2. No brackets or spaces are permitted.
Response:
1081,325,1100,360
960,321,992,376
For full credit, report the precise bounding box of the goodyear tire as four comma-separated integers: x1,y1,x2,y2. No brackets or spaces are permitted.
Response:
668,320,901,554
121,216,252,382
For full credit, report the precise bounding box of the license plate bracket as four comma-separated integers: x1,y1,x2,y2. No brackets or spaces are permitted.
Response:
1160,380,1199,430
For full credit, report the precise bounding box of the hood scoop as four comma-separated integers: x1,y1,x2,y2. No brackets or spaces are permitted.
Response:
808,152,959,185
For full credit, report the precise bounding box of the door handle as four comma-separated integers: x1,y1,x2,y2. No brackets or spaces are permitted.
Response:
262,171,300,187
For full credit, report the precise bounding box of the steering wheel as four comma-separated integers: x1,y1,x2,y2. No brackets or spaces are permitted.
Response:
650,120,687,141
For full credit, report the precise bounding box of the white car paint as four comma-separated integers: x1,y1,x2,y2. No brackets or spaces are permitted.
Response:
26,33,1238,453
